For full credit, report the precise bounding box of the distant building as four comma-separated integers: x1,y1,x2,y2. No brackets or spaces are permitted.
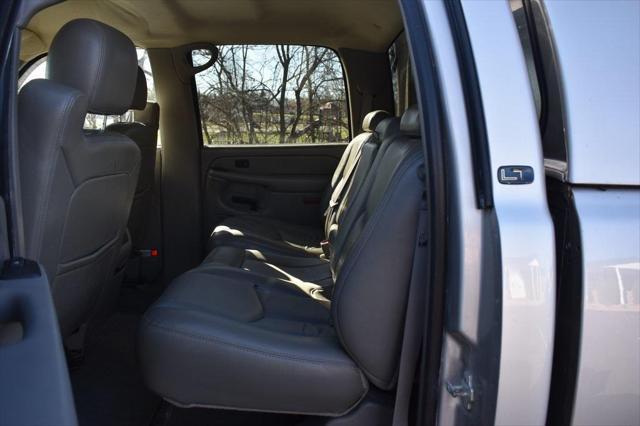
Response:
320,101,341,123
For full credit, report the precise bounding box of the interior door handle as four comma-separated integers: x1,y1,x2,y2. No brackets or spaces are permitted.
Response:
231,195,258,211
235,159,250,168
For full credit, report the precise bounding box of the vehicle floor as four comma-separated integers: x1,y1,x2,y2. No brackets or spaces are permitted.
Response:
69,283,304,426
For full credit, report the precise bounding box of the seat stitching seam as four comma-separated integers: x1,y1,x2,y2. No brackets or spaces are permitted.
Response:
142,316,364,374
32,90,82,259
332,152,423,385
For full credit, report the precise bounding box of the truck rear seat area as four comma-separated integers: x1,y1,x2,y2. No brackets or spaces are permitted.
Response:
138,106,424,416
207,110,394,256
201,111,400,289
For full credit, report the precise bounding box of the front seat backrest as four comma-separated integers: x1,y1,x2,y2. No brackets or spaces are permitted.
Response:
107,67,159,249
18,19,141,337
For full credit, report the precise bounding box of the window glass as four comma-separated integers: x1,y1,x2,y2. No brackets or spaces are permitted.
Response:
387,32,412,115
193,45,349,146
18,56,47,87
19,48,156,130
388,42,400,115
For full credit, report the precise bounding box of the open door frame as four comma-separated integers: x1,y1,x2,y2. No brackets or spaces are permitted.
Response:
0,1,78,425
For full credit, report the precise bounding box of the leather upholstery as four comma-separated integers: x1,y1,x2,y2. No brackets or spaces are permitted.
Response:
18,19,140,337
361,109,390,132
140,265,367,416
210,215,325,255
47,19,138,115
204,245,333,288
135,101,160,127
107,68,159,249
327,116,400,238
139,107,424,414
330,116,422,388
399,104,421,137
130,67,148,110
208,111,396,258
203,114,399,286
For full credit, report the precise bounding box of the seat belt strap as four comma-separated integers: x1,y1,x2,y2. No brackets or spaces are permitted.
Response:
323,143,364,225
392,190,429,426
329,146,363,208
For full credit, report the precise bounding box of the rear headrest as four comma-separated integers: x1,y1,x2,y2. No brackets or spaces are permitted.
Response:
362,110,391,132
375,116,400,141
131,67,148,110
47,19,137,115
400,105,421,137
134,103,160,129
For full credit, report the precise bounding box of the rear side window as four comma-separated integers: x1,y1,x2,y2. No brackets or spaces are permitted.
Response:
388,32,413,115
19,48,156,130
193,45,349,146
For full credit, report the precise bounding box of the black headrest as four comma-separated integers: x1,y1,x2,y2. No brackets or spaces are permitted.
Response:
134,102,160,129
362,110,391,132
47,19,137,115
131,67,148,110
375,116,401,140
400,105,421,137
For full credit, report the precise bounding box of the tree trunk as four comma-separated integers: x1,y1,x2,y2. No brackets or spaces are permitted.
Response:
202,120,213,144
277,45,291,144
289,89,303,142
306,48,316,143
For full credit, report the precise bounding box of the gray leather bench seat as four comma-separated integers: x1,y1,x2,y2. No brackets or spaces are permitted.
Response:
209,215,326,256
139,264,363,416
200,113,400,288
207,110,394,257
203,244,335,288
139,107,424,416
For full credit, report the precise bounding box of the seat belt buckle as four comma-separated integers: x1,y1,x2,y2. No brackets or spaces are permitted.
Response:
320,240,332,258
137,248,159,258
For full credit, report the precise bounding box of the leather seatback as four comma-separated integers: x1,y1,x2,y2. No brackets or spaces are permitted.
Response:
330,106,423,389
18,19,141,336
107,67,159,249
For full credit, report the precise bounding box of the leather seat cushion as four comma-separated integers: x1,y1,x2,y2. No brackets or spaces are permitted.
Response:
202,245,333,288
208,215,325,256
139,265,367,415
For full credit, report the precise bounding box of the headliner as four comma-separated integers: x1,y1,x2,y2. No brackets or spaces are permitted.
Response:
21,0,403,61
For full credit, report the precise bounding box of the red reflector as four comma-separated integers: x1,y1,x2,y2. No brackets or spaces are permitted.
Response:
150,249,159,257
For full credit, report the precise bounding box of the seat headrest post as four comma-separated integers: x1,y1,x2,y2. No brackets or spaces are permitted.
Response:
400,105,421,138
47,19,137,115
362,110,391,132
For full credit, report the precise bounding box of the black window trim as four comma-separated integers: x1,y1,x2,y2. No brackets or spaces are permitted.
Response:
444,0,494,209
399,0,449,424
1,0,23,257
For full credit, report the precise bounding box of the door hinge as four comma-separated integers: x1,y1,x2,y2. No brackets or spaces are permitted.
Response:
446,372,476,411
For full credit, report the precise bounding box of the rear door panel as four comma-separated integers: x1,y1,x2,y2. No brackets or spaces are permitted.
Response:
0,267,78,426
201,144,345,235
1,5,77,423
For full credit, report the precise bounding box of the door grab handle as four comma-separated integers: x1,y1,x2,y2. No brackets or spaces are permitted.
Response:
235,159,250,168
231,195,258,211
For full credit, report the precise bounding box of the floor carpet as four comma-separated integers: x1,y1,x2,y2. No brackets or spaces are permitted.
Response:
70,313,161,426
